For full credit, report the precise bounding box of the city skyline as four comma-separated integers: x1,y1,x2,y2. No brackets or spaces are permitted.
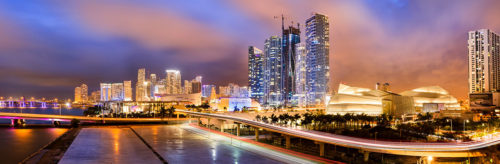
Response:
1,1,500,99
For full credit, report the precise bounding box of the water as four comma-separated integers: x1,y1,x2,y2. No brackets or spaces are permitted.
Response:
0,108,83,163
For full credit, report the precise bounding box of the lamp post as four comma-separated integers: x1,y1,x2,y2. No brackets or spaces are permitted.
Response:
463,120,469,132
447,119,453,133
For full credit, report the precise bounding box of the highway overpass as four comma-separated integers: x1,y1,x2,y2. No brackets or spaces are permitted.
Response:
177,110,498,158
0,112,189,123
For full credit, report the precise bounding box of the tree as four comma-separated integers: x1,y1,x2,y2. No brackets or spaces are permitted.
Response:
167,106,175,118
255,115,261,122
159,106,167,118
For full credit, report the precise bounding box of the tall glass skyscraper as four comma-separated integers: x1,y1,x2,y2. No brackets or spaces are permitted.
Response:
305,13,330,106
263,36,283,106
468,29,500,93
294,43,307,107
248,46,264,103
281,20,301,106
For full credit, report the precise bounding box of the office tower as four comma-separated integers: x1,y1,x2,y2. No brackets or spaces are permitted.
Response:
111,83,124,101
80,84,88,103
210,87,217,101
281,17,301,106
136,68,146,101
248,46,265,103
124,80,133,101
191,81,202,93
166,70,181,94
295,43,307,107
202,85,216,98
184,80,192,94
219,86,230,97
305,13,330,106
263,36,283,106
100,83,112,101
468,29,500,93
74,86,82,103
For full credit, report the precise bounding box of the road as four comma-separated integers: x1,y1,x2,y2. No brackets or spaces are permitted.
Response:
178,110,500,157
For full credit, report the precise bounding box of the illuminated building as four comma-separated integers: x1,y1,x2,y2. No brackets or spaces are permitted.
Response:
124,80,132,101
219,83,249,98
90,91,100,103
195,76,202,83
80,84,88,103
400,86,460,112
100,83,112,101
468,29,500,93
136,68,146,101
74,86,82,103
166,70,182,94
263,36,283,106
327,84,459,116
294,43,307,107
202,85,216,98
305,13,330,106
184,80,192,94
281,18,301,106
248,46,264,103
111,83,124,101
149,74,157,98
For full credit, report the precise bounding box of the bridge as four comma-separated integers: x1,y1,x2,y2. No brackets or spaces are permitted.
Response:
176,110,499,160
0,100,60,108
0,112,189,125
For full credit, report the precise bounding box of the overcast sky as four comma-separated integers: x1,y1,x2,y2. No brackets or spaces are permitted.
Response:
0,0,499,99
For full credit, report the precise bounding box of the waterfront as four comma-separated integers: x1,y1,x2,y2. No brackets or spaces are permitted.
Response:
0,108,82,163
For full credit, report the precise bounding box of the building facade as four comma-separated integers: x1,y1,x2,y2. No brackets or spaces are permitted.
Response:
166,70,182,94
248,46,264,103
202,85,216,98
468,29,500,93
100,83,112,101
294,43,307,107
263,36,283,106
281,22,301,106
305,13,330,106
111,83,124,101
136,68,146,101
124,80,132,101
74,86,82,103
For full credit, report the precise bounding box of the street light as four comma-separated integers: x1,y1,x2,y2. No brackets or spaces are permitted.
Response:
447,119,453,133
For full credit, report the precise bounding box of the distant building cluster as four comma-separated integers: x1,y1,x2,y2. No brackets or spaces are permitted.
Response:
248,13,330,108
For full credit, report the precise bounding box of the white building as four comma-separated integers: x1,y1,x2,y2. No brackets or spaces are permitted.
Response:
124,80,132,101
166,70,182,94
100,83,112,101
468,29,500,93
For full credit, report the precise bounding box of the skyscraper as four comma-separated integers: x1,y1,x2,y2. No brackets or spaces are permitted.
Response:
136,68,146,101
468,29,500,93
263,36,283,106
124,80,133,101
281,18,301,106
248,46,264,103
191,81,202,93
74,86,82,103
184,80,192,94
305,13,330,106
166,70,182,94
294,43,307,107
80,84,88,103
100,83,112,101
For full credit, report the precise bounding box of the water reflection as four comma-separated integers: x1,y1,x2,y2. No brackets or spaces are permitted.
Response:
0,128,68,164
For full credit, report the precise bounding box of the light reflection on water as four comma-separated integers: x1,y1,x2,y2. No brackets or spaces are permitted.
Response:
0,128,68,164
0,108,77,163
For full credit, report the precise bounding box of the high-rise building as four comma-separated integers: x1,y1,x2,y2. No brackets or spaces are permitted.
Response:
184,80,192,94
202,85,216,98
166,70,182,94
90,91,100,103
263,36,283,106
468,29,500,93
305,13,330,106
74,86,82,103
136,68,146,101
294,43,307,107
124,80,133,101
100,83,112,101
281,18,301,106
248,46,265,103
191,81,202,93
111,83,124,101
80,84,88,103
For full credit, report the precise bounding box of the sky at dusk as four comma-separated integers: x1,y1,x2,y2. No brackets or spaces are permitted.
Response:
0,0,499,99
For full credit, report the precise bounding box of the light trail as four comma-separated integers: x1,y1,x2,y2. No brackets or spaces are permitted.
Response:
178,110,499,157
